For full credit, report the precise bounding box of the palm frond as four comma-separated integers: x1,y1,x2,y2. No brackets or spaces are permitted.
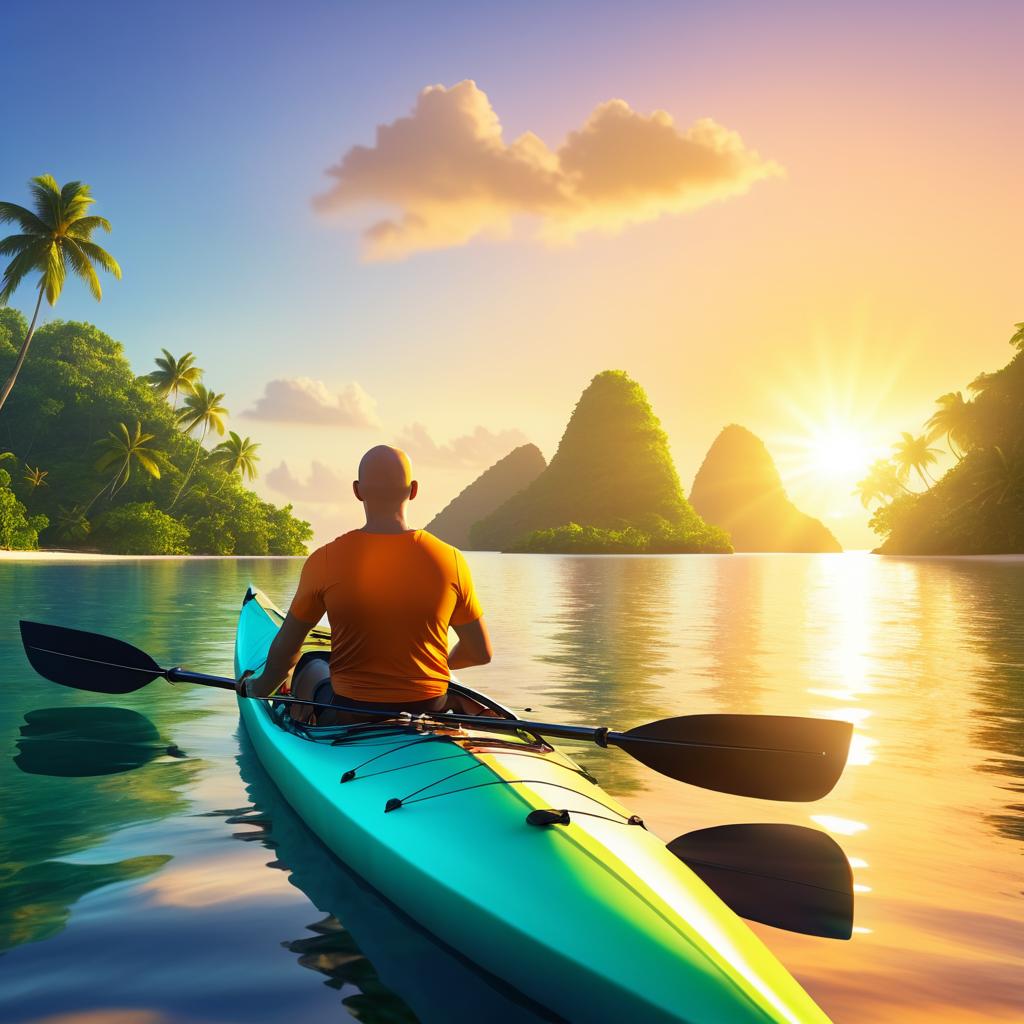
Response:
133,452,162,478
0,247,45,305
75,239,122,280
0,201,50,234
0,234,35,257
43,241,66,305
66,215,113,239
29,175,62,226
94,449,121,473
62,238,103,300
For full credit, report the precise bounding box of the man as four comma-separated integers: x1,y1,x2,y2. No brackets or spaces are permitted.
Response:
238,445,492,724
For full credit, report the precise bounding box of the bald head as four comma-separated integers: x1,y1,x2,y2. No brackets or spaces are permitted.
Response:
354,445,416,506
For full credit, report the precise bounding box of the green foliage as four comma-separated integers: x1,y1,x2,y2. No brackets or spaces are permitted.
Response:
0,175,121,306
92,502,190,555
870,330,1024,553
0,314,311,554
512,517,732,554
471,370,723,553
0,466,48,549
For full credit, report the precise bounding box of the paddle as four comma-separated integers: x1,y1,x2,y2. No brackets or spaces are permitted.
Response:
668,823,854,939
19,619,852,802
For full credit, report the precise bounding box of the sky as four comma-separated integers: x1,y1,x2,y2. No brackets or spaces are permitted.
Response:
2,0,1022,547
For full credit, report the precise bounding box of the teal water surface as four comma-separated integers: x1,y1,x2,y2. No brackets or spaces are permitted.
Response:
0,553,1022,1024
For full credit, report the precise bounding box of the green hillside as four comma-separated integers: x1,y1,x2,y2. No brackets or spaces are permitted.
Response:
470,370,730,553
866,326,1024,554
0,309,311,554
428,444,546,548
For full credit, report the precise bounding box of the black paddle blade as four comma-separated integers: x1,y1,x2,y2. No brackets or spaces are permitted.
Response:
616,714,853,801
668,823,854,940
19,620,164,694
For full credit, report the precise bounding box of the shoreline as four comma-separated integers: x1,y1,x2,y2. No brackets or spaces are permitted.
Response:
0,550,305,562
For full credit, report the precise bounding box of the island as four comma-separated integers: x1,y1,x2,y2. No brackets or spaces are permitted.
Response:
689,425,841,552
426,444,546,548
469,370,731,553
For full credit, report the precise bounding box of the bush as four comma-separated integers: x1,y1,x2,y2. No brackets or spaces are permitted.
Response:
0,468,48,549
92,502,190,555
510,518,732,554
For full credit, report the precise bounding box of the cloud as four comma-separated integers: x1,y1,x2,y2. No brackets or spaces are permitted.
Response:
267,460,350,503
242,378,380,427
315,80,782,259
394,423,529,468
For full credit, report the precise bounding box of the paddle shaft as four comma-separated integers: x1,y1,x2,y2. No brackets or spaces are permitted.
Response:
165,667,828,757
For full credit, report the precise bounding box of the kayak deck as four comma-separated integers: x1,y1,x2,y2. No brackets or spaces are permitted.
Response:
235,586,832,1024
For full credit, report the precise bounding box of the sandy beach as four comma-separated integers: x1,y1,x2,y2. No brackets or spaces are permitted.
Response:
0,550,303,561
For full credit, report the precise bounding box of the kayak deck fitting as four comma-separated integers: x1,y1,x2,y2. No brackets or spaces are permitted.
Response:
235,586,833,1024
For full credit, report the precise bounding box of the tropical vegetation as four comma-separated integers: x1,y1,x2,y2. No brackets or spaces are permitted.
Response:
857,322,1024,553
0,309,311,554
0,175,121,413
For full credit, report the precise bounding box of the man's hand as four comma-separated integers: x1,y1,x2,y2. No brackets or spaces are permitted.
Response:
236,670,255,697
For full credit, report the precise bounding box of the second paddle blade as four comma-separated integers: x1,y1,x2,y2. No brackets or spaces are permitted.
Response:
617,714,853,801
669,823,854,940
19,620,164,694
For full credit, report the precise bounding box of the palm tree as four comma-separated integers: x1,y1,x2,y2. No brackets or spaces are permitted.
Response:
973,444,1024,509
146,350,202,410
925,391,974,460
854,458,905,508
0,176,121,413
1010,322,1024,351
23,465,48,490
967,371,995,396
892,432,942,489
170,384,228,507
90,421,162,509
209,431,260,486
55,504,91,542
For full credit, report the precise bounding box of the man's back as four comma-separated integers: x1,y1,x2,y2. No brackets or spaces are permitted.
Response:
290,529,481,703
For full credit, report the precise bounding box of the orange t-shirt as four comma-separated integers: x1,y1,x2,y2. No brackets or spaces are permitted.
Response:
289,529,483,703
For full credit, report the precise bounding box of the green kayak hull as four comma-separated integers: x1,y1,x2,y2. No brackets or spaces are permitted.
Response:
235,587,832,1024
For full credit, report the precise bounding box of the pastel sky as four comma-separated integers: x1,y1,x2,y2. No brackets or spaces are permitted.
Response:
2,0,1022,547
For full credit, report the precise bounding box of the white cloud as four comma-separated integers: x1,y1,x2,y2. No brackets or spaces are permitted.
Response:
242,378,381,427
266,460,351,503
315,80,782,259
394,423,529,468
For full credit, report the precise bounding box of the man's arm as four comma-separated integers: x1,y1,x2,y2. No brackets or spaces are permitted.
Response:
241,612,317,697
448,617,492,670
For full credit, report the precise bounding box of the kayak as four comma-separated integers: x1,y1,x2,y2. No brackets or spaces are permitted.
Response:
235,586,832,1024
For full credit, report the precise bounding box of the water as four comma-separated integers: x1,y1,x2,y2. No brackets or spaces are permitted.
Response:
0,553,1021,1023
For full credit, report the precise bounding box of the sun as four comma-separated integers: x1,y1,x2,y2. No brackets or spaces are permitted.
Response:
805,426,875,482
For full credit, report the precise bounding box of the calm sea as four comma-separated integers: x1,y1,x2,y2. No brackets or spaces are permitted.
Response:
0,553,1021,1023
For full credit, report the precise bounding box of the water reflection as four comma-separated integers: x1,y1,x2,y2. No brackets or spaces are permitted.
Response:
947,560,1024,842
226,732,548,1024
0,704,187,955
15,706,184,777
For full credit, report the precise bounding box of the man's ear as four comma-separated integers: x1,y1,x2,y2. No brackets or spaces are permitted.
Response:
409,480,419,501
352,481,362,501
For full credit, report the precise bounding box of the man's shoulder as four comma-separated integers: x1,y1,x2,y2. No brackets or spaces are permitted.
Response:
416,530,465,562
416,528,454,551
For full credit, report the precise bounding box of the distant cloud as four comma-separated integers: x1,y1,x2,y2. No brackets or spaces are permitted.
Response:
394,423,529,468
267,460,350,503
315,80,782,259
242,378,380,427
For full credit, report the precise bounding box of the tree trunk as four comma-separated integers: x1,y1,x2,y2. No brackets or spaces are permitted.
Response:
0,287,45,414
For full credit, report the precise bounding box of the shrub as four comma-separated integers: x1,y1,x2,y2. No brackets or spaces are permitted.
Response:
93,502,190,555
